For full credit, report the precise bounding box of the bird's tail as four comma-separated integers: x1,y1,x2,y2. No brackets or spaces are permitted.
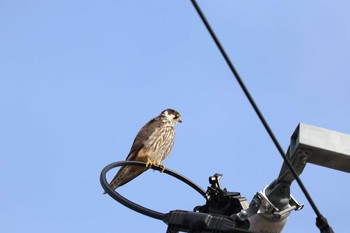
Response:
103,165,147,194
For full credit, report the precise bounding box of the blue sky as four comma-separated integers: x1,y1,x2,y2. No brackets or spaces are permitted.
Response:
1,1,350,232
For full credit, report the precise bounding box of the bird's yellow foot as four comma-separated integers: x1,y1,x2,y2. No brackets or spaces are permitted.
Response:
155,162,166,172
145,158,153,169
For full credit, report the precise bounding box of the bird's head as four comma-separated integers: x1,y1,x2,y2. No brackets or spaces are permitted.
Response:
161,109,182,124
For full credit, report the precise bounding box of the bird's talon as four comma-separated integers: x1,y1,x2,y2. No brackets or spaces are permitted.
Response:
158,164,166,172
145,158,153,169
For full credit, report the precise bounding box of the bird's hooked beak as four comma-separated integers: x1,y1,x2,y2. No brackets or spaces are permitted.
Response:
174,112,182,123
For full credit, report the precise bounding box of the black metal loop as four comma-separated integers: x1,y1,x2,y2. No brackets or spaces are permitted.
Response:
100,161,207,220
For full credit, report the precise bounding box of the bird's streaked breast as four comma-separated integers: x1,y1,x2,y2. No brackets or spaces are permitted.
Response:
145,125,175,164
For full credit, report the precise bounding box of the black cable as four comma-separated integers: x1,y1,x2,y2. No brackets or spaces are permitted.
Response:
101,162,261,232
100,161,207,220
190,1,332,231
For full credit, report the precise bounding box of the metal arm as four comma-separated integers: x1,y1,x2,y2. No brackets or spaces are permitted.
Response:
238,123,350,233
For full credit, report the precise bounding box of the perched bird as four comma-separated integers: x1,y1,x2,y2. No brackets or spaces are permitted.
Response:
106,109,182,192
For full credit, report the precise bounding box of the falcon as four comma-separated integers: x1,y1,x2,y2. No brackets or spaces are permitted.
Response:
106,109,182,192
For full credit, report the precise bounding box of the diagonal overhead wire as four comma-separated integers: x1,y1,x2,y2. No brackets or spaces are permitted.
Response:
190,1,333,232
